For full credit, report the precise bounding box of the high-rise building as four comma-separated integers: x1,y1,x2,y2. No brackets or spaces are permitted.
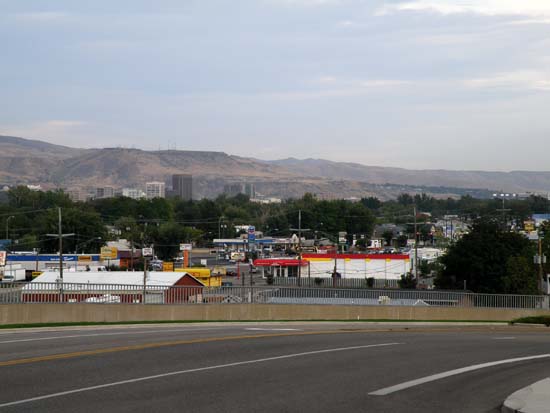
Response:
223,182,255,198
172,174,192,200
244,183,255,198
96,186,115,199
145,182,165,199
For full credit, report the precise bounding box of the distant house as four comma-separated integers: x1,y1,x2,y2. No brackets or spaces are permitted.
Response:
22,271,204,304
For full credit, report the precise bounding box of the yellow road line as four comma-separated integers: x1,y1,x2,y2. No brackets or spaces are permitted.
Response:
0,329,389,367
0,325,539,368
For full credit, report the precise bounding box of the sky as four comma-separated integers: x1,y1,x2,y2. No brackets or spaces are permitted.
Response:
1,0,550,171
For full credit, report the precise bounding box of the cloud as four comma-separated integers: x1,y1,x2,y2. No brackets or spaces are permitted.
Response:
376,1,550,18
13,12,70,22
272,77,411,100
464,71,550,91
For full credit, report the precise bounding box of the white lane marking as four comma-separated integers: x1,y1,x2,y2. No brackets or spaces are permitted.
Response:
245,328,301,331
0,342,402,408
369,354,550,396
0,328,226,345
492,337,516,340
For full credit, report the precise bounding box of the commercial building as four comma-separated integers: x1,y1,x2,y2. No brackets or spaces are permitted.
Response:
122,188,146,199
224,183,255,198
96,186,115,199
172,174,192,200
145,182,166,199
253,253,412,281
22,271,205,303
65,188,89,202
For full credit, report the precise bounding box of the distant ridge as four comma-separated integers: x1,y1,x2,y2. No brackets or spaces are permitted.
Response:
1,135,550,199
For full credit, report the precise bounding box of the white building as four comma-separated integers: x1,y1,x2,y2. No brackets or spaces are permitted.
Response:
303,254,411,280
145,182,166,199
122,188,146,199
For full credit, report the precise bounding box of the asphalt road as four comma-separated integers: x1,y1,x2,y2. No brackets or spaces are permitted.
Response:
0,323,549,412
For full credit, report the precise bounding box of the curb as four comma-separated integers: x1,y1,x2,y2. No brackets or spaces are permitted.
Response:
502,378,550,413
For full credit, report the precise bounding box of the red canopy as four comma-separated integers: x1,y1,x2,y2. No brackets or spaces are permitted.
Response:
253,259,308,267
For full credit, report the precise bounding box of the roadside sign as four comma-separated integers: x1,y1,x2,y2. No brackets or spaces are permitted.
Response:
0,251,5,266
248,226,256,243
338,231,347,245
142,247,153,257
163,262,174,272
179,243,192,251
100,247,117,260
78,255,92,262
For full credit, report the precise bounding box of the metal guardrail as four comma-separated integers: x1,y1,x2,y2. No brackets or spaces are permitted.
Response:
0,282,548,309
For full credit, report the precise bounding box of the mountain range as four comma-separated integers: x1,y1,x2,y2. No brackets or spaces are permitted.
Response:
1,135,550,200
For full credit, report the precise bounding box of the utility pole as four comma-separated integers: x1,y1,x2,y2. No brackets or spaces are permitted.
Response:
539,238,544,293
414,204,418,280
5,216,14,243
333,235,338,289
289,210,310,287
298,210,302,286
143,256,148,304
46,208,74,302
536,237,546,294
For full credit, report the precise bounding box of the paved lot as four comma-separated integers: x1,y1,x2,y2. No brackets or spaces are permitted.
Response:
0,323,548,412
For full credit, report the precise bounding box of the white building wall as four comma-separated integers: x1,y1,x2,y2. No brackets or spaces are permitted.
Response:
304,257,411,280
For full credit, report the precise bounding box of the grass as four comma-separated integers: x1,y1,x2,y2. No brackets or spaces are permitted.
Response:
511,316,550,326
0,319,509,329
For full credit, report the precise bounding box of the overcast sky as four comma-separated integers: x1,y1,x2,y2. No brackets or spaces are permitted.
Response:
1,0,550,171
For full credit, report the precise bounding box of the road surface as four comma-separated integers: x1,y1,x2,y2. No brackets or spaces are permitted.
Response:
0,322,548,412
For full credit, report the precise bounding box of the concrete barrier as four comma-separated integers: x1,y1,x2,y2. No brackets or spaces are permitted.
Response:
1,304,549,325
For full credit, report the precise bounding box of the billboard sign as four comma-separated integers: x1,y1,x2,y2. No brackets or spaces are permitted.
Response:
0,251,5,266
179,243,192,251
100,247,118,260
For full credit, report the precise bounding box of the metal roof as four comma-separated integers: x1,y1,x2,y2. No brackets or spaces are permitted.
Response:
27,271,189,287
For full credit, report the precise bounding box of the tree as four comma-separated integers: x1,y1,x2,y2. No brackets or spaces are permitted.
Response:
502,256,538,295
435,218,535,293
382,230,394,247
396,235,408,248
398,273,417,289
